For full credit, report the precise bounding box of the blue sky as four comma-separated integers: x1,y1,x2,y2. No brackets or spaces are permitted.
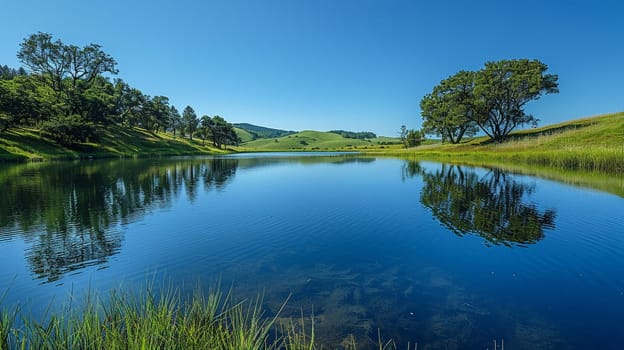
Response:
1,0,622,135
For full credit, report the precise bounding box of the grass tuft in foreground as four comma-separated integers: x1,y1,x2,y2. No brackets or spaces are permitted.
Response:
0,285,409,350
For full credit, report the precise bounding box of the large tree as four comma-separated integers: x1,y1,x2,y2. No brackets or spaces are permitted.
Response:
17,32,117,94
473,59,558,142
420,59,558,143
420,70,479,144
17,32,118,120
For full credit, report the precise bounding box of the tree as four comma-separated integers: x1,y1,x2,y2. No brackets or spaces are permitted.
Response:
0,65,27,80
405,129,424,147
17,32,118,119
203,115,239,149
41,114,96,145
399,126,424,148
420,70,479,143
198,115,212,145
112,80,146,127
148,96,171,133
17,32,67,93
182,106,198,140
399,125,408,148
473,59,558,142
169,106,182,138
0,76,51,132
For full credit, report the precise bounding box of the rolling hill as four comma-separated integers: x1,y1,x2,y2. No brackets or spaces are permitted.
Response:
233,123,295,140
239,130,402,151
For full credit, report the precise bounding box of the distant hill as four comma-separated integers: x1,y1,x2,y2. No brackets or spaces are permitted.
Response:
233,123,296,140
240,130,402,151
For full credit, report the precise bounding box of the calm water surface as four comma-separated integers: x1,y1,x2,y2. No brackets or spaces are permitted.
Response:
1,153,623,349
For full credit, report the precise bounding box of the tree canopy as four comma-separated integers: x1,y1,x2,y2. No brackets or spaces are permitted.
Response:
420,70,478,144
421,59,558,143
1,32,237,147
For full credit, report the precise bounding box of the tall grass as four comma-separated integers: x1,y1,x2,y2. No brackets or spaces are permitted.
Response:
0,285,413,350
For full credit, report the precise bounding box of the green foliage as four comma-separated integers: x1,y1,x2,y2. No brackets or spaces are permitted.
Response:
201,116,240,149
1,33,237,152
169,106,183,137
420,70,478,143
17,32,118,94
474,59,559,142
41,115,96,146
0,65,27,80
0,76,52,132
328,130,376,139
405,129,424,147
421,59,559,143
183,106,199,140
399,126,424,148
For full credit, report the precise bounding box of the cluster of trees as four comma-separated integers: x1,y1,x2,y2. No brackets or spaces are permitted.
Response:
399,125,424,148
0,32,238,148
182,106,240,148
420,59,559,143
328,130,377,139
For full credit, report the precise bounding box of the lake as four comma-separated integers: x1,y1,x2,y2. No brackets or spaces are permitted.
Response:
1,153,623,349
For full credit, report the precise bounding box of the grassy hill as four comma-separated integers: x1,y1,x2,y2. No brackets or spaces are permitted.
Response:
370,112,624,173
239,130,403,151
0,126,226,161
233,127,256,143
233,123,295,140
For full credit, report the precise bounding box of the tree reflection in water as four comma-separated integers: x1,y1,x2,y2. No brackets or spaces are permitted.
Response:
0,158,239,282
406,161,556,246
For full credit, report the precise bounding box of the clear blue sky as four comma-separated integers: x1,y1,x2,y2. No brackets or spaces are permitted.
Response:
1,0,622,136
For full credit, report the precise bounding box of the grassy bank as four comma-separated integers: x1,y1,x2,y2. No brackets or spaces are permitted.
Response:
0,126,227,162
0,286,401,350
367,112,624,173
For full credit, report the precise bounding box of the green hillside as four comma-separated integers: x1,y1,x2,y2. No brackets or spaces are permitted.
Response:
233,127,256,143
240,130,402,151
370,112,624,173
0,126,226,161
233,123,295,139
